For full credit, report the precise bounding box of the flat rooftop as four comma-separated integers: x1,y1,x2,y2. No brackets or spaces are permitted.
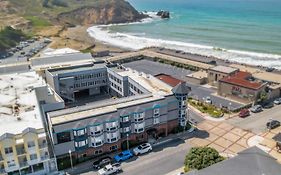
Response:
186,70,208,79
48,62,106,75
209,65,238,74
48,68,173,125
0,71,45,136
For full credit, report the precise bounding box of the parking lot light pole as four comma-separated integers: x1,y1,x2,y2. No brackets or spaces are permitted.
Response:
126,133,129,150
69,150,73,170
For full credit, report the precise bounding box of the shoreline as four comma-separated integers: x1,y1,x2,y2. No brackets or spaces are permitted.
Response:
42,23,281,74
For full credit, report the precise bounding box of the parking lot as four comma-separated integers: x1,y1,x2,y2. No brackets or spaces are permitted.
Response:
123,59,244,110
0,38,49,65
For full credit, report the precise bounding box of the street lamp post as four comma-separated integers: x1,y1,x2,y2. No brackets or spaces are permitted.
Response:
126,133,129,150
228,102,232,119
68,150,73,170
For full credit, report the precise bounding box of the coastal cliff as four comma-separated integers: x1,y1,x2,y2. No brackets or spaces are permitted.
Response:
57,0,148,25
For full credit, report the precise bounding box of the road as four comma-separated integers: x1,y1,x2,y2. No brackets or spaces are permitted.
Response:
227,104,281,134
78,138,191,175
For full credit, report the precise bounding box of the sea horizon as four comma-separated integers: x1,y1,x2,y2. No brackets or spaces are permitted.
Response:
87,0,281,69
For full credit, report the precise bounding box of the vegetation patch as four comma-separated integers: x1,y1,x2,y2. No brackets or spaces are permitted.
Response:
0,26,28,52
25,16,52,28
188,99,225,118
184,147,224,172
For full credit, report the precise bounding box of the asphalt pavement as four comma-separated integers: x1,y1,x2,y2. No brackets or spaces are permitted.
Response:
227,104,281,134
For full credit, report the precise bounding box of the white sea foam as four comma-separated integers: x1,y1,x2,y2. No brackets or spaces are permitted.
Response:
87,12,281,70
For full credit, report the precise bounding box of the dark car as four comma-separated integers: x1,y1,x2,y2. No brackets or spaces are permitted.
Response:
266,120,280,129
266,67,275,72
239,109,250,118
262,102,274,109
93,156,112,169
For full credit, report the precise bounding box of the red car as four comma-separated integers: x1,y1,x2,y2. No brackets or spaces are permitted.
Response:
239,109,250,118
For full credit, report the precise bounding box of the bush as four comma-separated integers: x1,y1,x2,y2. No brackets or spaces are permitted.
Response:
184,147,224,171
42,0,49,7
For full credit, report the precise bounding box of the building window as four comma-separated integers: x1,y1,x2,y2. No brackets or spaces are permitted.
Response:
110,145,118,151
7,160,16,167
74,140,88,148
135,128,144,133
73,128,87,137
154,108,160,116
4,147,13,154
106,121,118,131
122,127,130,133
57,132,71,144
27,141,35,148
121,115,130,122
30,154,37,160
153,117,160,124
94,150,103,155
134,112,145,122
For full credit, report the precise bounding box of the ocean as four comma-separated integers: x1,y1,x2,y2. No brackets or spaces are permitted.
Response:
87,0,281,69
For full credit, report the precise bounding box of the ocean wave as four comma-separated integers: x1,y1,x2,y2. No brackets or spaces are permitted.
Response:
87,15,281,70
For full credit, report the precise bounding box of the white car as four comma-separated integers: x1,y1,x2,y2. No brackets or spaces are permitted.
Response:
274,98,281,105
205,96,212,104
98,163,122,175
133,143,152,155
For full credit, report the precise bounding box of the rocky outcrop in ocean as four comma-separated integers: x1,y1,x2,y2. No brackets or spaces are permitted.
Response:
156,10,170,19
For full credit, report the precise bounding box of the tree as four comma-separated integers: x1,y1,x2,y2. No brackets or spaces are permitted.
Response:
184,147,224,172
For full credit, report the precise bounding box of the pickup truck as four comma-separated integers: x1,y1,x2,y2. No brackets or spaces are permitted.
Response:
98,163,122,175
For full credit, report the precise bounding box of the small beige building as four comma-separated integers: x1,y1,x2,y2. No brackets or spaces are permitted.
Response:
186,70,208,85
208,65,239,87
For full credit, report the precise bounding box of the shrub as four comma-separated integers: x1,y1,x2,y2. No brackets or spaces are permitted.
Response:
184,147,224,171
52,0,68,7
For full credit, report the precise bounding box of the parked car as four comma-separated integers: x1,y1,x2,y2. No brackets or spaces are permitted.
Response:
274,98,281,105
205,96,212,104
266,67,275,72
262,102,274,109
114,150,133,162
266,120,280,129
250,105,262,113
98,163,122,175
133,143,152,155
93,156,112,169
239,109,250,118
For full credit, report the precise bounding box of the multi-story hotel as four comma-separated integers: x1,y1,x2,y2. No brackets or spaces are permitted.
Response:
40,62,190,162
0,72,58,175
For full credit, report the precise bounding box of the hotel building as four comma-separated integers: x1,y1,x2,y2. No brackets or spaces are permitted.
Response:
40,62,190,162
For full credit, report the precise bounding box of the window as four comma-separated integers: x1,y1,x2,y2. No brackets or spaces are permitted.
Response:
110,145,117,151
134,112,145,122
154,108,160,116
74,140,88,148
73,128,86,137
27,141,35,148
135,128,144,133
121,116,130,122
7,160,16,167
57,132,71,144
122,127,130,133
4,147,13,154
153,117,160,124
30,154,37,160
94,150,103,155
106,121,118,131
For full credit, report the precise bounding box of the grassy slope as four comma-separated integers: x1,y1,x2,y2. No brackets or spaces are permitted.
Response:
0,26,29,52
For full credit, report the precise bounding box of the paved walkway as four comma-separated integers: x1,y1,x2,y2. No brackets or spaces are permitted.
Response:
189,120,254,157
